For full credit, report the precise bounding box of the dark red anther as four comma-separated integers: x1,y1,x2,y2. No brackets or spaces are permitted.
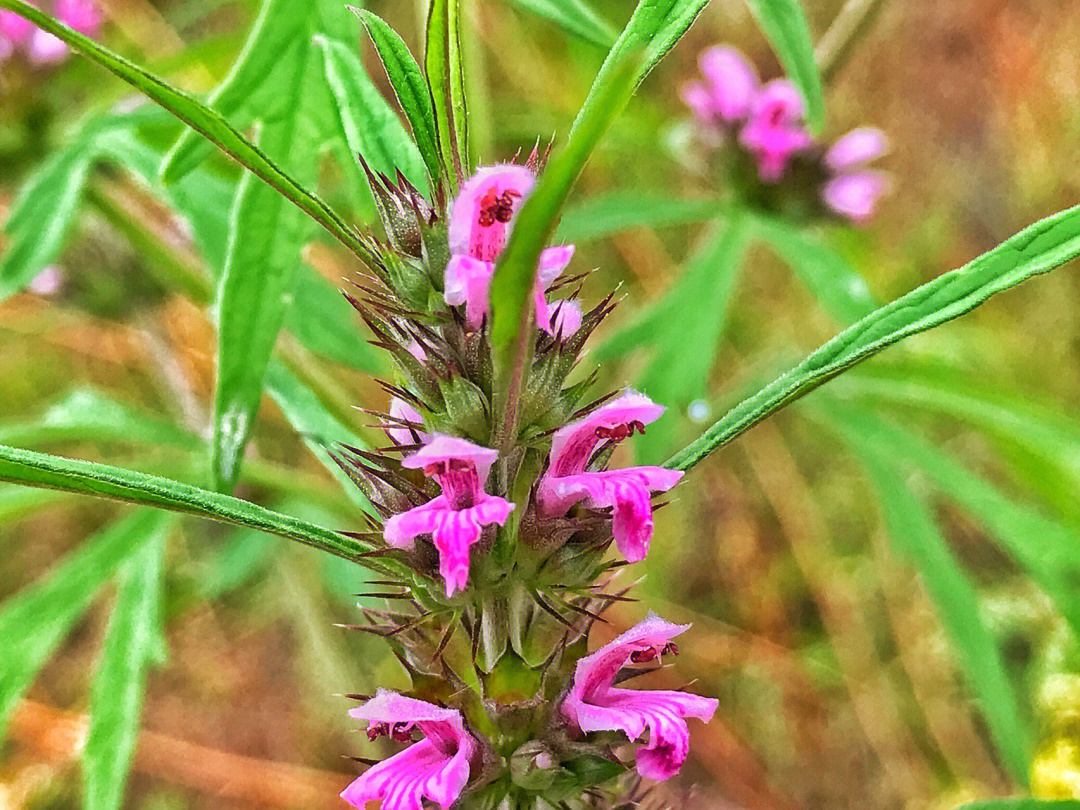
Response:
367,722,389,741
478,187,521,227
664,642,679,657
629,646,660,664
390,722,415,743
595,421,644,442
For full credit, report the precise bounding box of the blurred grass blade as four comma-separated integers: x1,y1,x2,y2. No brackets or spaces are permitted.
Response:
315,35,428,193
854,450,1033,783
0,388,201,451
425,0,469,181
354,9,442,184
0,444,381,565
0,486,70,523
750,213,878,323
815,401,1080,639
0,0,374,264
666,203,1080,472
212,132,306,493
83,524,171,810
555,193,723,243
635,215,752,463
201,525,276,599
742,0,825,132
505,0,618,47
285,274,384,373
0,510,173,738
489,50,642,436
567,0,710,141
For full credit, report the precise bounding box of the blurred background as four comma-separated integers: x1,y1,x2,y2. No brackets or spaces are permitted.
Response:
2,0,1080,808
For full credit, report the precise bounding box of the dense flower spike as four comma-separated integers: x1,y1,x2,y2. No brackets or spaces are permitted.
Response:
537,391,683,561
342,691,477,810
821,127,891,223
738,80,813,182
444,164,577,330
383,435,514,596
1,0,100,64
680,45,759,127
562,616,718,781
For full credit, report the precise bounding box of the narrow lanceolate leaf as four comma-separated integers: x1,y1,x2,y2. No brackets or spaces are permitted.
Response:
0,444,382,565
666,204,1080,472
354,9,442,184
555,193,723,243
636,215,752,463
504,0,618,48
425,0,469,180
83,525,170,810
814,401,1080,640
750,213,878,324
0,388,201,452
742,0,825,132
212,134,306,493
0,510,173,738
201,525,276,599
315,35,428,192
568,0,710,141
0,0,374,265
852,450,1032,783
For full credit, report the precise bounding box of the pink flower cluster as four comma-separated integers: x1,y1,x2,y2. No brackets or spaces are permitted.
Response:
0,0,100,65
342,617,717,810
682,45,890,223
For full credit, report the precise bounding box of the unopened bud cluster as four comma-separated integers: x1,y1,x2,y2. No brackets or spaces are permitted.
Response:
334,151,716,810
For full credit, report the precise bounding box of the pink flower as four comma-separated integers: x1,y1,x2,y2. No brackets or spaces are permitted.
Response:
444,164,576,332
386,397,428,446
342,690,477,810
547,299,582,339
821,127,890,223
383,435,514,596
536,391,683,562
1,0,100,65
562,616,717,781
681,45,759,127
738,79,813,182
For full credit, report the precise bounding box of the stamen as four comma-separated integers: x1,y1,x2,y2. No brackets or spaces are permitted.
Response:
477,186,522,228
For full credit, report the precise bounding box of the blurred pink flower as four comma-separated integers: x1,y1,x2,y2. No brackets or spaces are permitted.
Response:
738,79,813,182
444,164,576,332
28,266,63,296
383,435,514,596
537,390,683,562
562,616,717,781
821,127,890,223
342,690,477,810
0,0,100,65
681,45,759,127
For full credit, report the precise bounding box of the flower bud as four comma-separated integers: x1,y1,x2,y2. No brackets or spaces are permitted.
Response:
510,742,558,791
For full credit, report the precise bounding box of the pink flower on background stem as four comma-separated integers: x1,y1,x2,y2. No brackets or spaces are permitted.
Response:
680,45,759,127
1,0,100,64
738,79,813,182
536,390,683,562
821,127,890,223
386,397,428,447
444,164,576,332
383,435,514,596
562,616,718,781
342,690,477,810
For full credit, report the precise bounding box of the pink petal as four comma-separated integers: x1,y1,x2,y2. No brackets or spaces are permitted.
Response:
534,245,576,333
738,79,813,183
0,9,33,44
28,29,68,64
547,389,665,477
821,171,890,223
550,300,582,339
387,397,427,446
699,45,759,122
680,81,715,124
54,0,101,35
384,498,448,548
448,163,535,262
824,127,889,171
444,254,494,330
400,434,499,482
430,494,514,596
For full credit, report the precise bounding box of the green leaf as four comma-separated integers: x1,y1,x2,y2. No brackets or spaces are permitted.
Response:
315,34,428,193
0,510,173,738
490,48,642,369
555,193,722,243
567,0,710,141
504,0,618,48
212,131,307,493
635,215,752,462
814,401,1080,640
742,0,825,132
83,523,170,810
0,388,201,451
354,9,442,184
200,525,276,599
0,444,383,565
666,203,1080,472
750,213,878,324
850,449,1032,783
285,273,383,373
0,485,70,523
425,0,469,179
0,0,375,264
